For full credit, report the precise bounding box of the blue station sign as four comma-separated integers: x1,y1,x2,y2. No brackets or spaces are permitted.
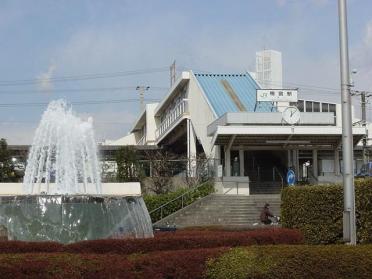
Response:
286,169,296,186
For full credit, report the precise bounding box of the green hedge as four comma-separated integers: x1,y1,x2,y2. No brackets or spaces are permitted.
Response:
206,245,372,279
281,178,372,244
144,181,215,223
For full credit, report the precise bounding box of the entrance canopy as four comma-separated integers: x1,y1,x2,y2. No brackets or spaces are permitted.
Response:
208,112,365,149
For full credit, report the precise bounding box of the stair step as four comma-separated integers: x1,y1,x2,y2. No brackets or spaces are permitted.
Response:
155,193,282,228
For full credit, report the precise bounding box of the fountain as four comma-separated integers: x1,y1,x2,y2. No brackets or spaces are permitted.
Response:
0,100,153,243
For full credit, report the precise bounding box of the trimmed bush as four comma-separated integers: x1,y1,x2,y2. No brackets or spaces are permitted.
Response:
65,228,302,254
2,245,372,279
0,248,226,279
0,228,303,254
0,241,63,254
281,178,372,244
144,181,215,222
206,245,372,279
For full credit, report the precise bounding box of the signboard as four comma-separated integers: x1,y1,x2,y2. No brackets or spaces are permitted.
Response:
256,89,298,102
286,169,296,186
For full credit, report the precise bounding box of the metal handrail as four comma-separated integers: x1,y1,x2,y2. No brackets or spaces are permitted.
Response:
307,167,318,185
223,181,239,195
137,135,145,145
273,166,284,190
155,100,188,139
148,181,211,221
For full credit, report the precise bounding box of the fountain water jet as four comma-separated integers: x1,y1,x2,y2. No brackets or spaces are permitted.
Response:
23,100,102,195
0,100,153,243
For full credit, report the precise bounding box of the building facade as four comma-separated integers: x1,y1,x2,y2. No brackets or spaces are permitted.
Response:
106,70,369,195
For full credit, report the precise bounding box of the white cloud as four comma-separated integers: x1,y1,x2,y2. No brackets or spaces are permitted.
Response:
77,108,138,142
37,63,56,91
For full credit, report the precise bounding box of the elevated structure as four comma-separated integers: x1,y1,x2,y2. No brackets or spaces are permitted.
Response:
108,70,368,194
255,49,282,89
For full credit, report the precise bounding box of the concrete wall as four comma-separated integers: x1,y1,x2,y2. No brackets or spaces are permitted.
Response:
187,72,218,157
215,177,250,195
145,103,158,144
104,133,136,145
0,183,142,196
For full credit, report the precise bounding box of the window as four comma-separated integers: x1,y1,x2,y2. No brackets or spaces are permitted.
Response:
329,104,336,114
287,91,292,96
297,100,304,112
279,91,283,96
305,101,313,112
270,91,275,96
322,103,329,112
313,102,320,112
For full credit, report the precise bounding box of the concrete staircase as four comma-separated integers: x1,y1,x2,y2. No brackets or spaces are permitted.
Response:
154,194,281,228
249,181,283,194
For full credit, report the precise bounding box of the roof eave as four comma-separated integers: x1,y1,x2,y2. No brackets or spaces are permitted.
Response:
154,71,191,117
130,109,146,133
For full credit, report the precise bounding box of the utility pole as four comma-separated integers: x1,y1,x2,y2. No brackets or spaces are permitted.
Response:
338,0,357,245
136,86,150,111
361,91,367,164
170,60,176,87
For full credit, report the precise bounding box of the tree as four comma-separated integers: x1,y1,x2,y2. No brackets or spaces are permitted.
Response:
182,154,214,188
144,150,176,194
115,146,143,182
0,138,17,182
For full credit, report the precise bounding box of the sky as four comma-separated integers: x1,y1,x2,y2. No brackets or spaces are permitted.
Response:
0,0,371,144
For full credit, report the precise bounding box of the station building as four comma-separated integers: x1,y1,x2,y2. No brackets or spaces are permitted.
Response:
107,70,369,195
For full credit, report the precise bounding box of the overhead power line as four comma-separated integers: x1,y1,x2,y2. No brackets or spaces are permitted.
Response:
183,65,372,95
0,98,160,108
0,86,169,95
0,120,133,125
0,67,169,86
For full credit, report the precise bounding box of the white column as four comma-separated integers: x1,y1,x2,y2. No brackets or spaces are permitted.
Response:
225,147,231,176
294,149,300,180
312,149,318,177
214,145,221,176
239,149,244,176
224,135,236,177
187,118,197,177
334,149,340,175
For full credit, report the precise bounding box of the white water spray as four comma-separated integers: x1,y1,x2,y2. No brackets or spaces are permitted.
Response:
23,100,101,194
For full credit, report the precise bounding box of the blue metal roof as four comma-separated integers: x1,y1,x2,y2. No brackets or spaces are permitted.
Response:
194,73,273,117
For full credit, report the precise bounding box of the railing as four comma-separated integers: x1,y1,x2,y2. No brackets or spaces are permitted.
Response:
137,135,145,145
273,166,284,189
253,166,283,184
223,181,239,195
307,166,318,185
155,99,188,140
148,181,213,223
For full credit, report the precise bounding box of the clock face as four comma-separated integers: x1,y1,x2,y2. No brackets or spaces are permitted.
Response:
282,106,300,125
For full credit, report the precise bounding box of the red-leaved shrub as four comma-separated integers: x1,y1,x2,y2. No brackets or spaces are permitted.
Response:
64,228,303,254
0,241,63,253
0,248,227,279
0,228,303,255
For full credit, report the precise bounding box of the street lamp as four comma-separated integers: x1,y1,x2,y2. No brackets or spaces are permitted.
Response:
338,0,357,245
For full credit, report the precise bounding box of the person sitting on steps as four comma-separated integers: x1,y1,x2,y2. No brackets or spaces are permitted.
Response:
260,203,274,225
